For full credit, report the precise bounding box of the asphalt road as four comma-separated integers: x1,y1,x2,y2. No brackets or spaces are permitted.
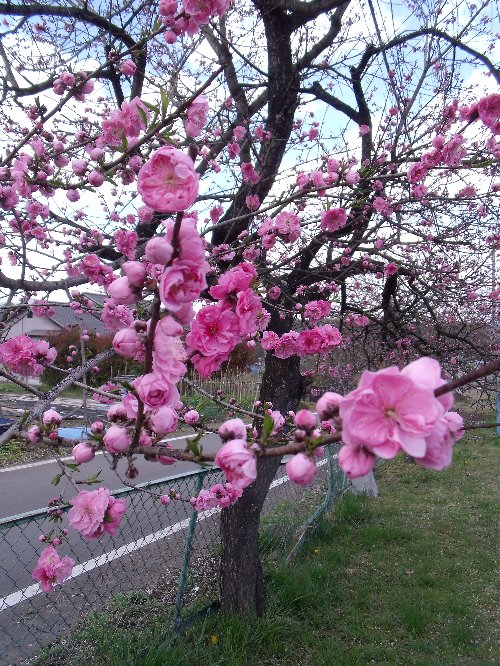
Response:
0,431,223,519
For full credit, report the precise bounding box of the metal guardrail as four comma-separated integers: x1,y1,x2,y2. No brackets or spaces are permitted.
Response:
0,445,350,665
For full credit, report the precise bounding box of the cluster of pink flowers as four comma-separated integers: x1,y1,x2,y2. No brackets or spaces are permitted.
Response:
99,97,149,149
32,546,74,592
190,483,243,511
261,324,342,359
186,262,269,376
320,207,347,232
328,358,463,479
304,300,331,322
159,0,231,44
67,488,126,539
258,211,301,247
0,335,56,377
52,70,94,101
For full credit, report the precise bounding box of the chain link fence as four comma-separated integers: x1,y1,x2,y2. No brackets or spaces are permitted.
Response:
0,445,350,665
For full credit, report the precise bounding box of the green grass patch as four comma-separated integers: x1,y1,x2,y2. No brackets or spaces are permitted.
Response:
36,430,500,665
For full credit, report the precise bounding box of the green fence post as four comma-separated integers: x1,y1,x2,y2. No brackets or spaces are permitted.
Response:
172,470,206,630
285,445,346,564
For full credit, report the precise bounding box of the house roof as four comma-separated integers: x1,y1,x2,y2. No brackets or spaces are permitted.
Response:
48,303,107,334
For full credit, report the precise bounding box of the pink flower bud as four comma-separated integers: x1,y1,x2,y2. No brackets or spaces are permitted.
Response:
91,421,104,433
219,418,247,441
119,60,137,76
184,410,200,425
113,327,143,359
144,237,173,265
294,409,317,431
66,189,80,202
42,409,62,426
107,276,138,305
286,453,317,485
88,170,105,186
27,425,43,443
149,406,178,435
122,261,147,288
72,159,87,176
72,442,95,464
107,403,128,421
316,392,343,419
103,425,131,454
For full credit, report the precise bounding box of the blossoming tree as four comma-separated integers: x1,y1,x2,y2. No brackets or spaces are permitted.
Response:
0,0,498,615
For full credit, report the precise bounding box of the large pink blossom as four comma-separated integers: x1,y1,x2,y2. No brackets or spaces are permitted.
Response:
339,366,443,459
320,207,347,232
68,488,126,539
134,372,180,408
137,147,199,212
32,546,74,592
209,262,256,301
186,304,239,356
159,259,209,312
235,288,266,336
214,439,257,490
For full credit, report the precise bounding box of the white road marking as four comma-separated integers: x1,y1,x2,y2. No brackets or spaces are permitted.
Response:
0,455,338,612
0,432,203,473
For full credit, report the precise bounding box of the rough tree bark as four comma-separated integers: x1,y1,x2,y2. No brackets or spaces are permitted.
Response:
220,308,304,615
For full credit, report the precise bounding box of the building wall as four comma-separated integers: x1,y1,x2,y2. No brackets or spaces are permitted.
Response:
7,316,62,340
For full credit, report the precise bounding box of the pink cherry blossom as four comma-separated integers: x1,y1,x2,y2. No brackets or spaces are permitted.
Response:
185,95,209,137
477,94,500,134
72,442,95,464
186,304,239,357
112,327,145,360
184,409,200,425
320,207,347,232
148,406,178,435
159,259,209,312
137,146,199,212
134,373,180,409
68,487,126,539
338,443,377,479
214,439,257,490
339,366,443,459
32,546,74,592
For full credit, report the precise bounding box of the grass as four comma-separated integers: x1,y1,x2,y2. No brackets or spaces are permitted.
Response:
180,393,256,423
35,429,499,665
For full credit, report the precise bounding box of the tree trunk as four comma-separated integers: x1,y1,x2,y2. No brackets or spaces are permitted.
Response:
220,324,304,615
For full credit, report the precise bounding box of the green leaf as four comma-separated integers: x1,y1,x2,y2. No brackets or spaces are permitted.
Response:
64,462,80,471
137,105,148,129
50,474,62,486
142,100,159,113
262,412,274,440
160,86,169,117
186,432,202,457
82,470,102,485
